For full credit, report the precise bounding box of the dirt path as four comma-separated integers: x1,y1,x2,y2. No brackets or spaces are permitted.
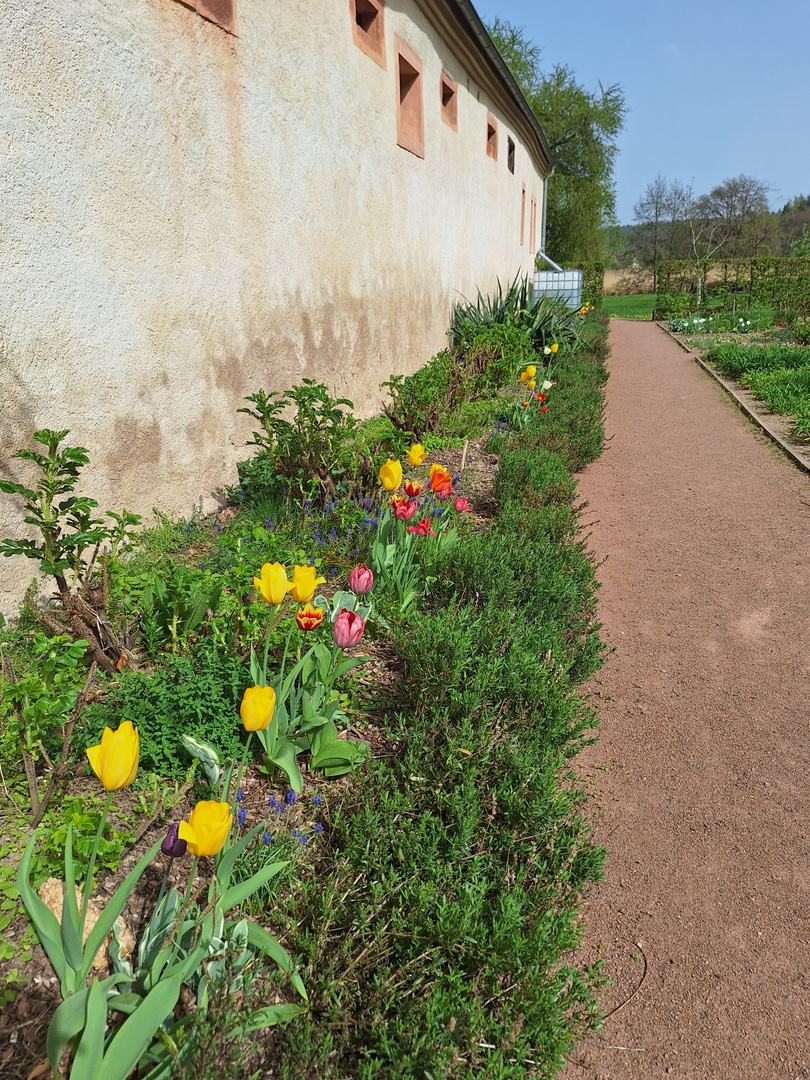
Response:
564,321,810,1080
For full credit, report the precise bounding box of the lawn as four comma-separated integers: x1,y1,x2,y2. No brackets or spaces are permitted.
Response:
601,293,656,318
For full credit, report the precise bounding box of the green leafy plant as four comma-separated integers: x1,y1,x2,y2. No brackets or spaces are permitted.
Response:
237,380,359,504
0,429,140,674
1,634,96,824
139,564,223,657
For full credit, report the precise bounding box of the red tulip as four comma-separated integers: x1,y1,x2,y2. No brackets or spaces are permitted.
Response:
296,603,325,631
541,405,548,413
404,479,423,498
333,608,365,649
395,498,418,520
349,564,374,595
453,496,472,513
537,393,546,402
407,517,437,538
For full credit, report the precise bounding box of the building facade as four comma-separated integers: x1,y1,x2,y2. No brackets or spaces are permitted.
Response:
0,0,550,617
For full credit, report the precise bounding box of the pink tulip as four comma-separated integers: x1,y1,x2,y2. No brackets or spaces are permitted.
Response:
333,608,365,649
434,486,455,501
453,496,472,513
349,564,374,595
394,499,418,521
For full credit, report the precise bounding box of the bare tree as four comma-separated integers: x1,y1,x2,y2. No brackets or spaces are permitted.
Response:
630,176,692,291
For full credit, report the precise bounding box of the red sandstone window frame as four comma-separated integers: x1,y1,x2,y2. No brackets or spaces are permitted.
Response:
529,196,537,251
486,113,498,161
440,72,458,131
176,0,236,34
395,35,425,159
350,0,386,69
520,184,526,245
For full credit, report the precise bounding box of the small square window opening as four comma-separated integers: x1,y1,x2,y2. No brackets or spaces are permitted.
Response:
486,113,498,161
350,0,386,69
395,36,424,158
507,137,515,174
440,72,458,131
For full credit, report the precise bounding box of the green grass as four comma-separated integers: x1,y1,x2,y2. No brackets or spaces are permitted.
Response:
704,341,810,441
601,293,656,318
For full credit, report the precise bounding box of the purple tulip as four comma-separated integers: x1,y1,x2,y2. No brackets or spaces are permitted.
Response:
161,823,187,859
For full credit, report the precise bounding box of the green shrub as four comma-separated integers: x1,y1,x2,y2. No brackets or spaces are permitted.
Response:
79,650,249,778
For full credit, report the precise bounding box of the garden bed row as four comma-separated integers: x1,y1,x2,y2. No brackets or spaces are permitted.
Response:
0,297,610,1079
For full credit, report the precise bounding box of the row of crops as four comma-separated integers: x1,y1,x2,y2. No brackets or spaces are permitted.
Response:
704,343,810,440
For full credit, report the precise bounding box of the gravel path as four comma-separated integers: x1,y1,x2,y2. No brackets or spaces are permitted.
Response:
564,320,810,1080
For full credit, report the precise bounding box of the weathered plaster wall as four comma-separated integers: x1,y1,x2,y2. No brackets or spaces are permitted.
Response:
0,0,546,617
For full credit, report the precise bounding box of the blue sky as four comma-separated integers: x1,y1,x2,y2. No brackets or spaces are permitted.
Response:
479,0,810,224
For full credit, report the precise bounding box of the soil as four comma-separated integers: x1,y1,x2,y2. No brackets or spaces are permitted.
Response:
562,321,810,1079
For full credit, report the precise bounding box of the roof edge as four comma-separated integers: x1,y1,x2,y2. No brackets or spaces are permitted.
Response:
447,0,552,170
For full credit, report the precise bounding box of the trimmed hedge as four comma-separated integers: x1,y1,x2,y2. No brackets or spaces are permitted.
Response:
657,256,810,315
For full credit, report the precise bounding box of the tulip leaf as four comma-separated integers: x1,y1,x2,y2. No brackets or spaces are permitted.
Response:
17,833,69,993
220,861,287,914
61,826,85,972
99,974,184,1080
72,977,106,1080
239,1003,308,1030
81,839,162,981
270,738,304,793
244,921,294,975
138,889,180,973
215,822,268,889
46,973,131,1074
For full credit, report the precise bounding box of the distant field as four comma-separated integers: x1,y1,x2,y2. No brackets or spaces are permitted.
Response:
602,293,656,318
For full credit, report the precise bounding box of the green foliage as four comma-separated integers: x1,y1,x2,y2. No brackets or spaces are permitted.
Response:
705,341,810,440
487,19,626,264
27,797,135,889
1,633,87,762
580,261,605,306
266,322,610,1077
237,380,359,504
657,256,810,316
0,429,140,585
450,273,578,355
79,651,249,779
139,563,223,657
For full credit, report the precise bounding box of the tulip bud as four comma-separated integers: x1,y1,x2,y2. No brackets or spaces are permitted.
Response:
349,564,374,595
161,823,188,859
453,496,472,513
333,608,365,649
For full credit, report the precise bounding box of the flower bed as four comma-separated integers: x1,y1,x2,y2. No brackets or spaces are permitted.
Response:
0,299,610,1078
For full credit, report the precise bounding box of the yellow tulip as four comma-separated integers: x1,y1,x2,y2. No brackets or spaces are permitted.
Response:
379,458,403,491
520,370,528,383
86,720,139,791
550,343,559,354
254,562,291,605
240,685,276,732
178,801,232,857
528,379,536,389
525,365,536,378
406,444,427,467
289,564,326,603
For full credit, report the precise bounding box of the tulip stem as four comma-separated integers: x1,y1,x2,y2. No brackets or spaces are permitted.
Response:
80,789,114,937
231,731,254,810
183,856,199,905
154,858,173,915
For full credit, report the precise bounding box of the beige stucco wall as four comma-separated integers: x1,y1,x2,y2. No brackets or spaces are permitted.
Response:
0,0,546,618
